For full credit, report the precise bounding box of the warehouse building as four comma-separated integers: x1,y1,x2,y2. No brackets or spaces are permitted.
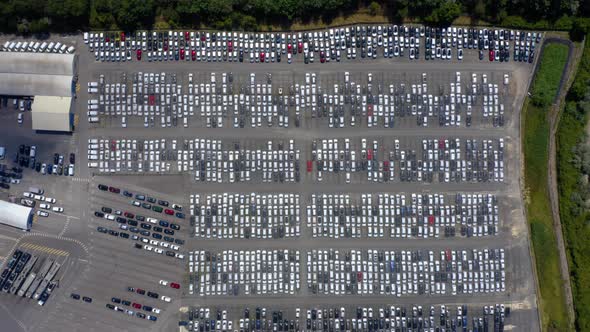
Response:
0,52,77,132
0,200,33,231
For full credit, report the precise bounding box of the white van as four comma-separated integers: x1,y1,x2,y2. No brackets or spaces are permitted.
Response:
39,42,47,52
88,116,99,123
88,162,98,168
53,42,62,52
47,42,55,52
83,32,89,43
67,46,75,54
2,41,10,51
59,44,67,53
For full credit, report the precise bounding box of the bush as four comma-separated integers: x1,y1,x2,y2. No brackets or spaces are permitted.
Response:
368,1,381,16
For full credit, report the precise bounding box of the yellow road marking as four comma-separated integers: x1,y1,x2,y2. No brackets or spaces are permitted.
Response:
20,243,69,257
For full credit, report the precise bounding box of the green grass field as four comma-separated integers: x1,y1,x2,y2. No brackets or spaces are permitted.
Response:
556,37,590,332
523,42,570,332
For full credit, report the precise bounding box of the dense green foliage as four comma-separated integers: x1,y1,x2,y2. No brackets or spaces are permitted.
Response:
523,43,570,332
1,0,590,32
556,37,590,332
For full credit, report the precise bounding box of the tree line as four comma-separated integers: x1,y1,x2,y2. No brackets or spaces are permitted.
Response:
0,0,589,34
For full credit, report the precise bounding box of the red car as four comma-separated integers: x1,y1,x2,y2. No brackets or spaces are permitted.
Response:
185,31,190,41
307,160,312,173
191,50,196,61
228,41,233,52
108,186,120,194
164,209,174,215
287,44,292,53
260,52,265,62
180,48,185,60
367,149,373,161
148,95,155,106
132,303,141,309
136,288,145,295
320,51,325,63
489,50,494,61
120,32,126,42
170,283,180,289
124,212,135,219
163,43,168,51
136,49,142,61
297,42,303,53
357,272,363,282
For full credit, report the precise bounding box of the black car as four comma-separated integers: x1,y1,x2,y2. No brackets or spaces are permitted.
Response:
152,233,162,240
136,312,146,319
164,236,175,243
147,197,156,203
108,230,119,236
140,223,151,230
134,243,143,249
166,251,175,257
123,190,133,197
82,296,92,303
120,232,129,239
122,300,131,306
143,305,153,311
116,217,127,223
135,215,145,222
102,207,113,213
128,220,138,226
159,220,169,227
153,226,163,233
0,183,10,189
174,238,185,245
53,153,59,165
111,297,121,304
69,153,75,164
147,291,158,299
106,303,115,310
71,293,80,300
164,229,175,235
98,184,108,191
97,226,108,233
158,200,169,207
140,230,150,236
175,212,185,219
94,211,105,218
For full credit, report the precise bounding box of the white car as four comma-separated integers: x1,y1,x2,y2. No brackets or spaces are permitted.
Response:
68,164,75,176
159,280,168,286
152,308,161,314
52,207,64,213
44,197,56,203
160,295,171,303
39,203,51,210
36,211,49,217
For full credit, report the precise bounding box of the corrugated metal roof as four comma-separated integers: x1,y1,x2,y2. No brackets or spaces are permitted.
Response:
32,96,72,131
0,73,72,97
0,52,75,76
0,200,32,230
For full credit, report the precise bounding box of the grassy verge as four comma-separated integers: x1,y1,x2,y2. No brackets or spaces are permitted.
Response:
523,43,570,331
556,37,590,332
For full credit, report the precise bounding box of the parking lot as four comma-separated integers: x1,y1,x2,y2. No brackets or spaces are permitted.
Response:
0,24,540,332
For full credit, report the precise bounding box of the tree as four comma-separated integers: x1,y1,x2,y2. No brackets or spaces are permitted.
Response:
368,1,381,15
425,1,461,26
241,15,258,31
115,0,155,31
